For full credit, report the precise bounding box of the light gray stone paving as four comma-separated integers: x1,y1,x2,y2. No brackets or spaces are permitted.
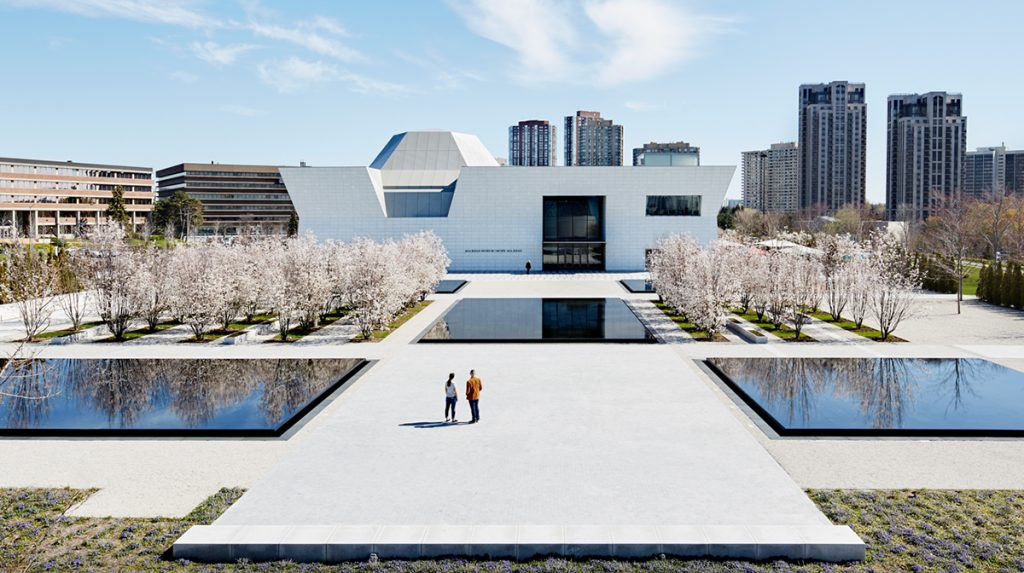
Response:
2,272,1023,535
624,300,692,343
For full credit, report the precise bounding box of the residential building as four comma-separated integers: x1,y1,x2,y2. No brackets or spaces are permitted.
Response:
632,141,700,166
886,92,967,220
508,120,557,166
966,145,1024,196
742,143,800,213
281,130,733,271
798,81,867,213
0,157,153,239
564,111,624,166
156,163,295,236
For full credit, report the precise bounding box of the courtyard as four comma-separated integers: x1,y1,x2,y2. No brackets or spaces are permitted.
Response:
2,273,1024,567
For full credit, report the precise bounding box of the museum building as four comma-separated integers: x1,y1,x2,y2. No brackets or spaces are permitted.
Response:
281,130,733,272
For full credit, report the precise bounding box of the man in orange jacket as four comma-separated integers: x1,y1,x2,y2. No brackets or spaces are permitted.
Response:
466,369,483,424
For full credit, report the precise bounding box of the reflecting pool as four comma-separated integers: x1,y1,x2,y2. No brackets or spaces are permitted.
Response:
434,279,468,294
420,298,655,342
707,357,1024,436
0,358,366,436
620,279,656,293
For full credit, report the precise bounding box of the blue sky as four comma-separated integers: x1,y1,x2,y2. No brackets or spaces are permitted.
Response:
1,0,1021,202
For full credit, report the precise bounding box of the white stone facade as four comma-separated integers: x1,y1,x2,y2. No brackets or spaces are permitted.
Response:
282,131,734,272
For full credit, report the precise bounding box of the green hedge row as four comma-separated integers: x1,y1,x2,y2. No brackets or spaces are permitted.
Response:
978,261,1024,309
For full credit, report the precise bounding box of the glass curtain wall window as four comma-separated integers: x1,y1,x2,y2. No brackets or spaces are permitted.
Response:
645,195,701,216
542,196,605,271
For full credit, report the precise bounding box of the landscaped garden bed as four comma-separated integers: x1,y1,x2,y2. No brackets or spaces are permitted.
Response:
805,310,906,342
33,321,105,342
353,300,432,342
730,309,816,342
264,310,349,343
4,487,1023,571
654,302,728,342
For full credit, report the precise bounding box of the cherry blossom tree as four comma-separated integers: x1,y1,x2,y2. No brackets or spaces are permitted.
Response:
136,245,173,331
56,250,90,332
346,238,407,339
1,245,58,340
786,254,825,339
167,246,223,341
399,231,451,302
647,234,700,315
868,233,921,341
82,224,148,341
681,241,742,336
846,258,873,329
819,234,858,320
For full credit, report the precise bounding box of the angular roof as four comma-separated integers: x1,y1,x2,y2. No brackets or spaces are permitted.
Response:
369,130,498,188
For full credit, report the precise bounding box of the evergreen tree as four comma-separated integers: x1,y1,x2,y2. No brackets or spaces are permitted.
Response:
992,262,1004,306
288,210,299,237
1013,263,1024,309
106,184,131,230
977,264,989,301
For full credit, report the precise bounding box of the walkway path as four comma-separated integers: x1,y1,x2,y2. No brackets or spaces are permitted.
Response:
194,344,859,560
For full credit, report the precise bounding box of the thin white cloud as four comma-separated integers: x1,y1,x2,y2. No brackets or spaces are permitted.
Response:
257,57,411,96
451,0,729,86
586,0,719,85
220,104,266,117
624,100,663,112
8,0,218,28
168,70,199,83
246,20,362,63
257,57,335,93
394,49,484,90
191,41,258,65
448,0,577,81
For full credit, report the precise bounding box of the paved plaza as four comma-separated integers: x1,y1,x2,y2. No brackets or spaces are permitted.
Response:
1,273,1023,560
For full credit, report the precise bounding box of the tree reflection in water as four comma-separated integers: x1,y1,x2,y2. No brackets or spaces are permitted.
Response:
0,358,362,431
0,358,54,430
710,357,991,431
710,357,1014,432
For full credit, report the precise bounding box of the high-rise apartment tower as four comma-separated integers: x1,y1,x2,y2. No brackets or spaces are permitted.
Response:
509,120,557,166
886,92,967,220
564,111,624,166
965,145,1024,197
742,142,800,213
798,81,866,214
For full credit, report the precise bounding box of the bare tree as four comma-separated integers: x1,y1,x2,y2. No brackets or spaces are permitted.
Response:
928,194,972,314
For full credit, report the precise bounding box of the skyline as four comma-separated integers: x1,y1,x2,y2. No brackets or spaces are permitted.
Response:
2,0,1023,202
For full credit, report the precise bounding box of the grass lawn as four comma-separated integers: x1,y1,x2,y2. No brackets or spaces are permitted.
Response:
97,322,183,343
353,300,433,342
806,311,907,343
730,309,816,342
961,265,981,296
654,302,728,342
4,488,1024,572
33,321,105,341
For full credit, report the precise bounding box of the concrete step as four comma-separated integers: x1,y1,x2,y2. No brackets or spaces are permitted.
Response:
173,523,864,563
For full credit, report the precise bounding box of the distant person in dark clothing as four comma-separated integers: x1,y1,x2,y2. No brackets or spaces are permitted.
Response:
466,369,483,423
525,260,532,275
444,373,458,422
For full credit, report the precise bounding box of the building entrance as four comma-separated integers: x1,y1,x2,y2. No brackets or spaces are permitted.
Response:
542,196,605,271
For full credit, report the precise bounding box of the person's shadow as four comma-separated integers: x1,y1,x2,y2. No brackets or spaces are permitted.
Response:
399,421,464,429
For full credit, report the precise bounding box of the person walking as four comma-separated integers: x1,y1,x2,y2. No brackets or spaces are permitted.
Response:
466,369,483,423
444,373,458,423
525,260,532,275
